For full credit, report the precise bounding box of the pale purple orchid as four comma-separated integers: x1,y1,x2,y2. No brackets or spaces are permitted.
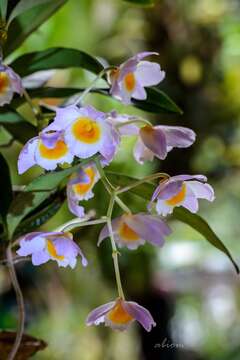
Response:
0,64,23,106
67,163,100,217
109,52,165,104
17,130,73,174
16,231,88,268
86,298,156,332
151,175,215,216
45,105,120,162
134,125,196,164
98,213,171,250
108,112,196,163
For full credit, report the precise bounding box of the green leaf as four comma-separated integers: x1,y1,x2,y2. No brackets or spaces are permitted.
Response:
13,85,182,115
0,108,37,143
7,163,81,238
0,0,8,20
123,0,156,6
4,0,67,56
7,0,54,25
14,193,63,237
25,164,81,192
107,171,239,274
172,207,240,274
11,47,104,77
0,153,12,221
132,87,183,114
7,191,49,239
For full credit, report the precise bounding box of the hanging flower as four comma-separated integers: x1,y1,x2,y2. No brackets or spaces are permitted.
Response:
0,64,23,106
108,113,196,163
67,163,100,217
133,125,196,163
17,130,73,174
98,213,171,250
46,105,120,162
16,231,88,268
86,298,156,332
151,175,215,216
108,52,165,104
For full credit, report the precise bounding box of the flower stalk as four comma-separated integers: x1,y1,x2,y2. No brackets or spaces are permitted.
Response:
6,245,25,360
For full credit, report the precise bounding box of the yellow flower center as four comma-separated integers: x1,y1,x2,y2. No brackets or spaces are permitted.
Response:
73,166,95,196
0,72,10,94
119,221,139,242
166,183,187,206
107,301,133,325
124,72,136,92
72,117,101,143
39,139,68,160
46,240,65,260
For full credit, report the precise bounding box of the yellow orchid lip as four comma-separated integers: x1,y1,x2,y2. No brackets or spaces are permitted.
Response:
166,183,186,206
107,299,133,325
73,166,96,196
118,220,139,242
124,72,136,92
72,117,101,144
46,239,64,261
39,139,68,160
0,72,10,94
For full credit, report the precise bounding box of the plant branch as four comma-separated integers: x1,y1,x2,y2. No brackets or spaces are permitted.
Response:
6,245,25,360
116,172,170,195
107,194,125,299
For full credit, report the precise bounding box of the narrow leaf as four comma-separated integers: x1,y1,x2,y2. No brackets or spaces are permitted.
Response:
107,171,239,274
0,153,12,221
0,0,8,20
0,108,37,143
132,87,183,114
4,0,67,56
12,85,182,115
14,193,63,237
11,47,104,77
7,164,81,238
8,0,53,25
172,207,240,274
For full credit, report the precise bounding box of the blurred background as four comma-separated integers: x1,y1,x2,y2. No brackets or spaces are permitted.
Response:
1,0,240,359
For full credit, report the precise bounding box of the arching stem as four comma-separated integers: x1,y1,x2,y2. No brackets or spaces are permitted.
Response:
6,245,25,360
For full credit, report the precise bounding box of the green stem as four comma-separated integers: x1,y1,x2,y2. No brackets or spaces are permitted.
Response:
107,194,125,299
22,89,43,130
115,195,132,214
6,245,25,360
116,172,170,195
73,66,116,105
95,157,115,193
57,217,108,233
116,118,152,128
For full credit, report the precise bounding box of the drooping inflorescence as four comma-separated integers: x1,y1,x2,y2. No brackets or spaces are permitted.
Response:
5,52,214,333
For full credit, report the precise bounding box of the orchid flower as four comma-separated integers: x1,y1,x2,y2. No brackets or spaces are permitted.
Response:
151,175,215,216
18,130,73,173
16,231,87,268
0,64,23,106
67,163,100,217
45,105,120,162
109,52,165,104
86,298,156,332
98,213,171,250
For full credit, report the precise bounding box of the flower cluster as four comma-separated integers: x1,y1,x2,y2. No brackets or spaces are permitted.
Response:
13,52,215,332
